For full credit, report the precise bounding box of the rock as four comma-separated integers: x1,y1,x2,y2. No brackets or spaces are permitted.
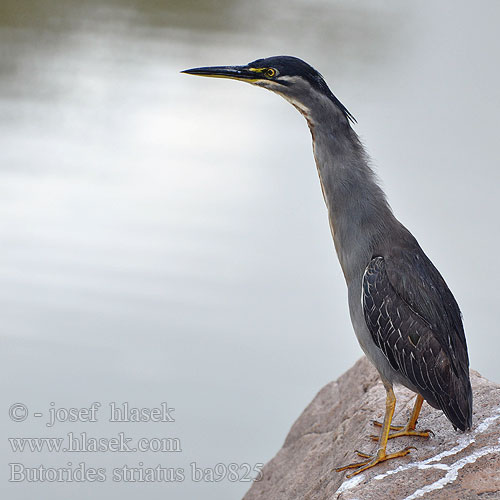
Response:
244,357,500,500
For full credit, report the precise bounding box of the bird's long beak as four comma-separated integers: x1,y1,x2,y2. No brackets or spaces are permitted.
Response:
181,65,261,83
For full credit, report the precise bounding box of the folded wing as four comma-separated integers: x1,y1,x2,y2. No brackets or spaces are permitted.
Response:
362,251,472,431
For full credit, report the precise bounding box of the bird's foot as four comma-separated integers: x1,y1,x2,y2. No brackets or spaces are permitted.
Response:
336,447,415,478
370,428,433,441
372,419,404,431
370,420,433,441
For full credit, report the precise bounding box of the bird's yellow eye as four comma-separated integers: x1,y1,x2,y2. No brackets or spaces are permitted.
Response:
265,68,277,78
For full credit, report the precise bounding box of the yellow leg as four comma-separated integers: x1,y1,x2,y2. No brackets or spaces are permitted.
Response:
370,394,433,441
408,394,424,429
336,383,415,478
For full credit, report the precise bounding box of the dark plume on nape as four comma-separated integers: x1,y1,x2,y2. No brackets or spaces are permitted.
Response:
250,55,356,124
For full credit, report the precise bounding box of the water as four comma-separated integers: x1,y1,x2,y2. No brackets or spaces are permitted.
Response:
1,1,499,498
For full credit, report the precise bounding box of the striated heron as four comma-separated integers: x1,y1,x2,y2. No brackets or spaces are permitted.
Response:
182,56,473,477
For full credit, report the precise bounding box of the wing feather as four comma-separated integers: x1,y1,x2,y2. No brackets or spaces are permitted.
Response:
362,255,472,430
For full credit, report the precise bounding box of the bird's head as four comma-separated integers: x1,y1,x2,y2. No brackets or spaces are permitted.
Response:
182,55,355,124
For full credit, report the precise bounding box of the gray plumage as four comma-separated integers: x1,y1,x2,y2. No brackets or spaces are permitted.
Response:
182,55,473,432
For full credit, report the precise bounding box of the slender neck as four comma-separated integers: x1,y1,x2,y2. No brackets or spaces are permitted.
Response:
302,96,396,281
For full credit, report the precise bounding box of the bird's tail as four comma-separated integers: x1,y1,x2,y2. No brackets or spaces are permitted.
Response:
425,366,473,431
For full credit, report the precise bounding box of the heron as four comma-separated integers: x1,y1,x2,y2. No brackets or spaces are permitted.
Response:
182,56,473,477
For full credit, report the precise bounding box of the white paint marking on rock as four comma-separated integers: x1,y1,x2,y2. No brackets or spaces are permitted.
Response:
335,405,500,498
403,441,500,500
335,474,365,497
